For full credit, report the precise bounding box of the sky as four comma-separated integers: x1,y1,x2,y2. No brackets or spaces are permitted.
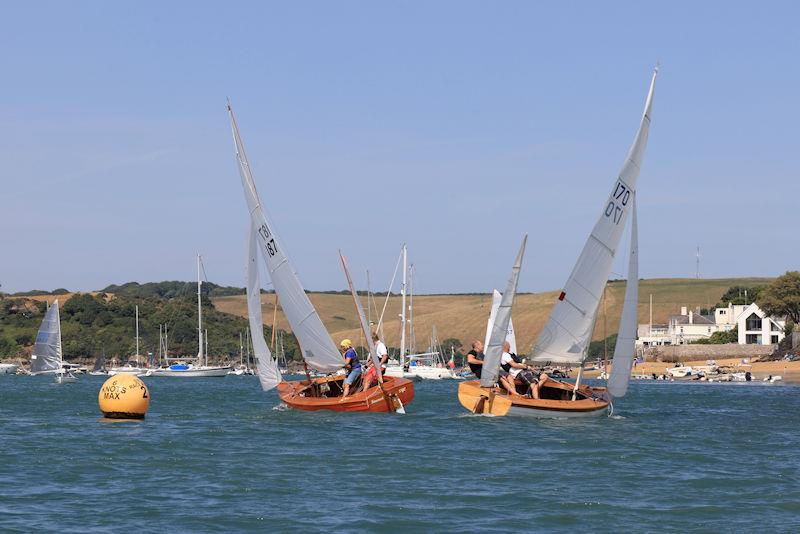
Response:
1,1,798,294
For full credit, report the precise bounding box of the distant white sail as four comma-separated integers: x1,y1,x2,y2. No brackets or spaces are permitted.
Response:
481,236,527,388
608,198,638,397
229,104,343,373
532,68,657,364
248,224,282,391
30,300,62,374
484,289,517,354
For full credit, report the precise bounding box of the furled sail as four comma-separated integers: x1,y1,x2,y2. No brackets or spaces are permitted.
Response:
31,300,62,374
248,224,282,391
481,236,527,388
608,198,638,397
532,68,657,364
484,289,517,354
228,104,343,373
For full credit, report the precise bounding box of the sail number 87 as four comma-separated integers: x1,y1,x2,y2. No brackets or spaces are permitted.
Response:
605,181,631,225
258,224,278,257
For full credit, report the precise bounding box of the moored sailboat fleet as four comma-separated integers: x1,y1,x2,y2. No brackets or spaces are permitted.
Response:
8,67,684,419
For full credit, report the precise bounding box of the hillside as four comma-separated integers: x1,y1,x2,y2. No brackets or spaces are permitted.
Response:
213,277,774,353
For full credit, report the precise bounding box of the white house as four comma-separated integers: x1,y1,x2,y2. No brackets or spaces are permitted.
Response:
636,303,786,347
736,303,786,345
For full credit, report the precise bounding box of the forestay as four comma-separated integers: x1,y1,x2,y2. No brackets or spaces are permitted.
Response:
608,198,638,397
248,224,282,391
31,300,62,374
484,289,517,354
481,236,527,388
532,68,657,364
228,104,343,373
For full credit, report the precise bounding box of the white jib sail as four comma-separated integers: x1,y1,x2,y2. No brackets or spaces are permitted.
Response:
248,224,282,391
484,289,517,354
481,236,527,388
31,300,62,374
608,197,638,397
229,104,343,373
339,251,383,381
532,68,656,364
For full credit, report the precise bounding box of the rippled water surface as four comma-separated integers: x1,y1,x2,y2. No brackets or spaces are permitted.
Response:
1,375,799,532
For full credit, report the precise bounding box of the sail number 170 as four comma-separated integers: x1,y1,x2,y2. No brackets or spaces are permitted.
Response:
604,181,631,225
258,224,278,257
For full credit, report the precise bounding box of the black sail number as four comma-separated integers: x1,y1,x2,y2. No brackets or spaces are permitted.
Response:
258,224,278,257
605,181,631,225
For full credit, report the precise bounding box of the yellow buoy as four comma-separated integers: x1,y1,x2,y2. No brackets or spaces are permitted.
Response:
98,374,150,419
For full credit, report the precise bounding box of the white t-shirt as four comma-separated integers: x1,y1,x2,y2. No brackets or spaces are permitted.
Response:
375,341,388,364
501,352,522,378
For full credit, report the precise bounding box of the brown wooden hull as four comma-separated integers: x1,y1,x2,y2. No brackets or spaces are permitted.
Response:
277,375,414,413
458,378,609,418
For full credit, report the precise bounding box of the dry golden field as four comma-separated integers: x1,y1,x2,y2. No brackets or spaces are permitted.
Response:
212,277,772,350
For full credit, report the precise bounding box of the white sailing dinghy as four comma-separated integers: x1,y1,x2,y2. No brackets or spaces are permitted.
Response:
228,103,412,412
30,301,76,384
460,68,656,417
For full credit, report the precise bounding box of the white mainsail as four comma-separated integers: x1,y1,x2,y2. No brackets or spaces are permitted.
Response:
481,236,527,388
608,198,639,397
484,289,517,354
248,224,282,391
228,104,343,373
30,300,62,374
532,68,657,364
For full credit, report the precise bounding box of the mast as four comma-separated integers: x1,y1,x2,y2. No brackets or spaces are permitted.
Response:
271,293,279,351
135,305,140,358
399,243,407,366
409,263,415,354
197,254,204,366
240,331,244,367
205,329,209,365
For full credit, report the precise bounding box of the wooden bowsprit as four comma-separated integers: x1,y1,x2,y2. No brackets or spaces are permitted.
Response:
339,250,404,414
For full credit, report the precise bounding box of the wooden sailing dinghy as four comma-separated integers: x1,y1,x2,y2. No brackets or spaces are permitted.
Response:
228,103,412,413
459,68,656,418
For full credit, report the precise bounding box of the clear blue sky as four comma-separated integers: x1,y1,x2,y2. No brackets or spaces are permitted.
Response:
1,1,797,294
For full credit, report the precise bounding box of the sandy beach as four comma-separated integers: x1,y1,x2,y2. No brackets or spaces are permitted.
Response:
584,357,800,384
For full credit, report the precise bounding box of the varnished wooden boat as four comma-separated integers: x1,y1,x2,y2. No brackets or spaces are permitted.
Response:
458,378,609,418
278,375,414,413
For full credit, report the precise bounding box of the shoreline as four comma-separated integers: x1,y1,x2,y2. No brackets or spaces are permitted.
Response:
584,357,800,384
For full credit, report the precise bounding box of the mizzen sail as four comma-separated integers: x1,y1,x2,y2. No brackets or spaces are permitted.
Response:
532,68,656,364
31,300,62,374
481,236,527,388
484,289,517,354
229,104,343,373
248,224,282,391
608,197,638,397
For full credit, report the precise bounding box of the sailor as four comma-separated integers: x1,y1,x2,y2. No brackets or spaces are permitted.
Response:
466,340,485,378
339,339,362,400
498,341,525,396
361,332,389,392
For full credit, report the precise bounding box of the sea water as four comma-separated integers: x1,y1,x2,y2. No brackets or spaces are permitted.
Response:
1,376,798,532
